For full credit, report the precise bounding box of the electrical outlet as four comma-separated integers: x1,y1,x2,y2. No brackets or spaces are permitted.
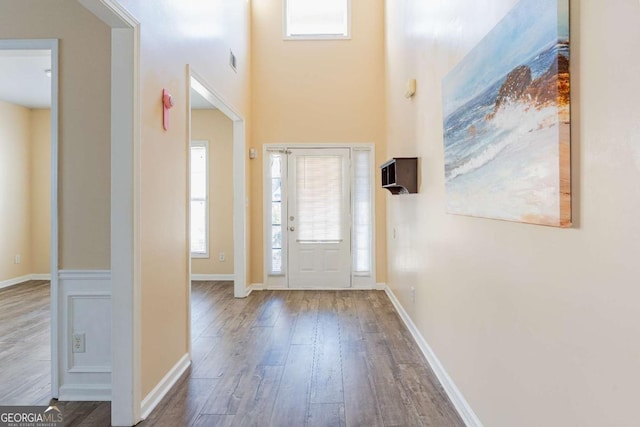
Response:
14,254,21,264
72,332,86,353
219,252,225,262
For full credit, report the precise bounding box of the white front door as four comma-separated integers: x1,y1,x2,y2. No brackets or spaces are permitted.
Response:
287,148,351,288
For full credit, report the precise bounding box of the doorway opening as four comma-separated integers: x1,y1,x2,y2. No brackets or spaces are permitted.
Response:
187,69,248,359
189,86,235,283
187,66,248,366
0,39,59,403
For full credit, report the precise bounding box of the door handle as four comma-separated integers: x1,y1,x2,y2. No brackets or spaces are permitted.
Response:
289,226,295,232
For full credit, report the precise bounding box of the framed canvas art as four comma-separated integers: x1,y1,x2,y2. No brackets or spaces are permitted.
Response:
442,0,571,227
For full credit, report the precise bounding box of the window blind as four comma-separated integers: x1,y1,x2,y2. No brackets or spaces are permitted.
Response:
296,155,343,242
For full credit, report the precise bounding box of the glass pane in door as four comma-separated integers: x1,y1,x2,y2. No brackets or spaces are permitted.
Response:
295,155,343,243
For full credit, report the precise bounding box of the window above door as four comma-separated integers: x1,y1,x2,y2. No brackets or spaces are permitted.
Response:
284,0,351,40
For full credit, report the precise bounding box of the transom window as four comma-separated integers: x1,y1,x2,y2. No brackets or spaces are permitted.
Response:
284,0,351,39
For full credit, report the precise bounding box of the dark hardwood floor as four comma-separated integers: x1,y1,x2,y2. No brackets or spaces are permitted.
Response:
140,282,463,427
1,281,464,426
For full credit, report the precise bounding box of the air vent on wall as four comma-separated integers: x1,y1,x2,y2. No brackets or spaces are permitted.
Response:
229,50,237,73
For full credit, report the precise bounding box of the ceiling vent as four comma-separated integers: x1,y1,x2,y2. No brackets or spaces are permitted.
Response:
229,50,237,73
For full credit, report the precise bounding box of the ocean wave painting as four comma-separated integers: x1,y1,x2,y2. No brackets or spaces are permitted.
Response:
442,0,571,227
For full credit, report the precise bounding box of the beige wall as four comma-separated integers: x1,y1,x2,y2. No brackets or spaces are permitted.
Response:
0,1,112,270
250,0,387,284
114,0,251,397
1,0,251,400
0,103,51,282
0,100,32,281
385,0,640,426
30,109,51,275
191,109,234,275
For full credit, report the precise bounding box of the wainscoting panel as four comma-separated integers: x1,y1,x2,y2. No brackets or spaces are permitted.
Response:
58,270,112,401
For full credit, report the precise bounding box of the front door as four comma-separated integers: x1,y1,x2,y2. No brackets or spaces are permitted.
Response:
287,148,351,288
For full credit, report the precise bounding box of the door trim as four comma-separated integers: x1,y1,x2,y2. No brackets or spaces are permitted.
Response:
78,1,142,424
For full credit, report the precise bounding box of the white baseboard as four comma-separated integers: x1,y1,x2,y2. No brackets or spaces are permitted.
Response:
278,287,367,290
141,353,191,419
250,283,265,292
385,286,483,427
254,283,384,291
59,384,111,401
191,274,235,282
351,283,381,290
0,275,32,290
0,273,53,290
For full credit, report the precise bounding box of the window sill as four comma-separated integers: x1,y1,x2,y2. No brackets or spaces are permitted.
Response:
191,253,209,259
283,34,351,41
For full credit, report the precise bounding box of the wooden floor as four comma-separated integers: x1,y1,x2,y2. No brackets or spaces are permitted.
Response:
141,282,463,427
0,280,51,405
0,281,464,426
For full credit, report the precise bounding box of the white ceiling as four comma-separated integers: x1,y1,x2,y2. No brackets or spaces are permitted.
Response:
190,87,217,110
0,50,51,109
0,50,216,111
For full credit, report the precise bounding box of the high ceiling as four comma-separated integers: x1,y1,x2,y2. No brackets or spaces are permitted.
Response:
0,49,216,111
0,49,51,109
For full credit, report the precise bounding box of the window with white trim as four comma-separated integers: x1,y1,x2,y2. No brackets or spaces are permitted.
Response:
190,141,209,257
284,0,351,39
269,152,284,274
352,149,372,275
